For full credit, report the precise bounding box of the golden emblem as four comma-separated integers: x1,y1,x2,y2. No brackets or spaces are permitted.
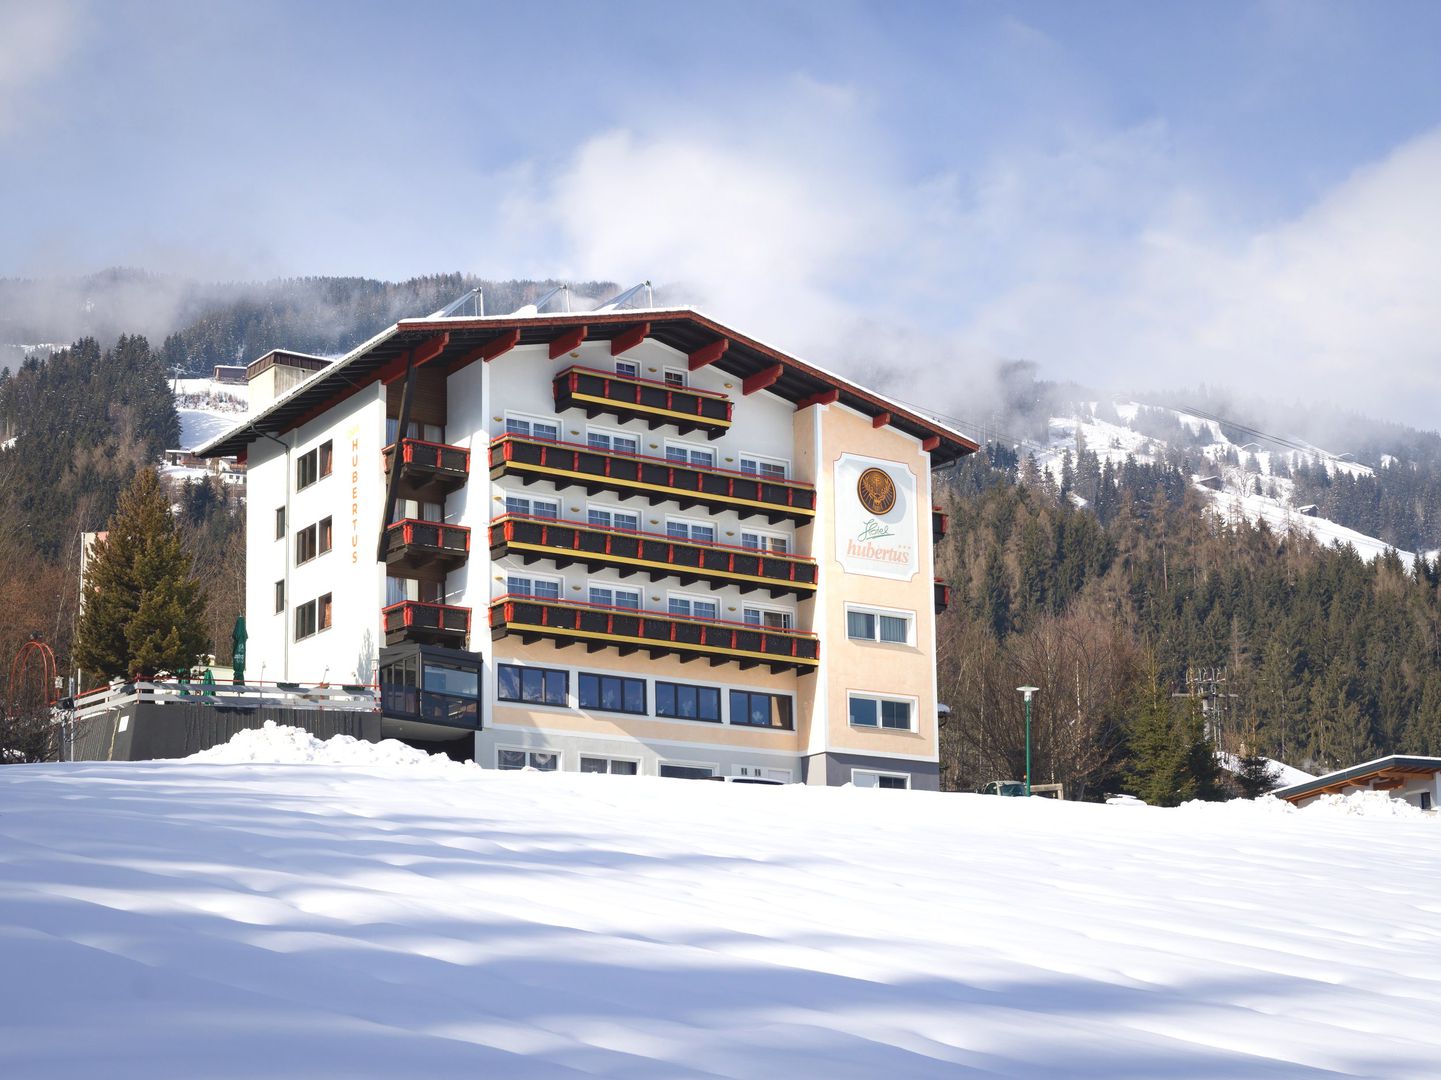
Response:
857,467,896,514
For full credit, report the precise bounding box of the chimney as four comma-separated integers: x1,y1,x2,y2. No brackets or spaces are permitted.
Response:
246,349,331,412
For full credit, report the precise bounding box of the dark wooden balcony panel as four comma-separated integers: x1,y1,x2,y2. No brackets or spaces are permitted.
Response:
382,439,470,502
934,580,951,615
489,435,816,525
384,519,471,579
489,597,819,675
933,507,949,544
553,366,732,439
383,601,471,647
489,515,817,599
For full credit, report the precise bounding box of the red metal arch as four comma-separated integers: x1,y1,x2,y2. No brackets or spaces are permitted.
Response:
8,637,59,717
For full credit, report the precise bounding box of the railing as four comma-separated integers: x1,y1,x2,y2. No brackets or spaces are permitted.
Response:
70,680,379,722
553,365,732,437
489,433,816,523
385,519,471,554
382,601,471,644
933,507,949,543
490,594,819,672
934,580,951,614
488,513,817,597
382,438,470,498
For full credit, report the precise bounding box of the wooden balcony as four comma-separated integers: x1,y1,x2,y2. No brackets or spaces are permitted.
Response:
934,580,951,615
383,601,471,647
488,514,817,599
384,519,470,579
552,365,732,439
489,434,816,525
382,438,470,502
490,596,820,675
933,507,949,544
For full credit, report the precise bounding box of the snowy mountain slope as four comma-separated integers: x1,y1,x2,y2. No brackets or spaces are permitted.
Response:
2,731,1439,1079
1035,401,1420,564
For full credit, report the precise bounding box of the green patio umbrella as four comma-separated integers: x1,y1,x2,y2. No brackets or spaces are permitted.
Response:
231,614,247,685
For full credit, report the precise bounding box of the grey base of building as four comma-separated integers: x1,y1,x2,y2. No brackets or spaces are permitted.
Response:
64,702,380,762
804,752,941,791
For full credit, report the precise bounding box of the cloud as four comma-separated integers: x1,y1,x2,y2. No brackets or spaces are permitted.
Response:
0,0,85,137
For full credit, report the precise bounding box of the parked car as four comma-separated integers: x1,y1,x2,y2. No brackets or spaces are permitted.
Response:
978,780,1027,796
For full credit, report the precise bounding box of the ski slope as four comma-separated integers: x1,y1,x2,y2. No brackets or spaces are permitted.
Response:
2,728,1438,1079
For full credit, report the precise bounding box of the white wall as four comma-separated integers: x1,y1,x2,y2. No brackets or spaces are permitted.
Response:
244,385,387,685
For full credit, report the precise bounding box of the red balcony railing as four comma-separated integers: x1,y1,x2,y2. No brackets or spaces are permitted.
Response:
382,438,470,501
382,600,471,647
934,580,951,615
489,433,816,525
553,365,732,439
488,513,817,599
490,594,819,675
932,506,949,544
384,519,471,577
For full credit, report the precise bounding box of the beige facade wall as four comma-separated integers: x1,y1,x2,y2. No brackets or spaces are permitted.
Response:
814,404,938,762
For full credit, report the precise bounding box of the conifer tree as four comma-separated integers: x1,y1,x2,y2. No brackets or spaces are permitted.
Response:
74,468,208,681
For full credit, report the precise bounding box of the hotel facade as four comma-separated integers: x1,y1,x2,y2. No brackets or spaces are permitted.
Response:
199,306,974,789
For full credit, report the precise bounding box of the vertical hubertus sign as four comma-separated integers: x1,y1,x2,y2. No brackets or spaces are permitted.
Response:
347,423,361,563
834,454,919,580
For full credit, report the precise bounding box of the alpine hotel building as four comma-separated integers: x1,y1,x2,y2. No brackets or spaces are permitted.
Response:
198,306,976,789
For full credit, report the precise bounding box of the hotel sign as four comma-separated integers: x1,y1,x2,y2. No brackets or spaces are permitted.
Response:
835,454,918,580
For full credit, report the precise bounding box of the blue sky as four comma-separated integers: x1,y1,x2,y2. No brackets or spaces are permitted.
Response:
4,0,1441,424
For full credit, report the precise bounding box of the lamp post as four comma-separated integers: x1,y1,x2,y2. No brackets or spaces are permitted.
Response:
1017,685,1039,796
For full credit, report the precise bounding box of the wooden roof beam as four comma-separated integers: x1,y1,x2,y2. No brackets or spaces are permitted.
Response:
549,326,588,360
922,435,941,452
688,338,729,371
482,328,522,363
743,363,783,396
611,323,650,356
796,389,839,410
872,411,892,429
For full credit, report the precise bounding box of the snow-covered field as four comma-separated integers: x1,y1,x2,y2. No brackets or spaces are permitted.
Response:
2,727,1438,1078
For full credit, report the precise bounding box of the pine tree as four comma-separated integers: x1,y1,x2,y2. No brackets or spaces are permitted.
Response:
74,468,208,681
1235,751,1279,798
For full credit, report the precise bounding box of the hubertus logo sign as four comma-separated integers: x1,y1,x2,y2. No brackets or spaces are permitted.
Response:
835,454,918,580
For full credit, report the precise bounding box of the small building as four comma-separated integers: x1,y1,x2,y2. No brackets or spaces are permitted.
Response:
213,364,249,385
1196,475,1223,492
1273,755,1441,810
1295,504,1319,517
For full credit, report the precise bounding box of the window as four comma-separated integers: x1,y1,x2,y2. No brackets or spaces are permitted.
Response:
669,595,719,620
735,766,793,782
741,531,789,554
852,770,910,790
296,441,332,490
296,523,318,564
740,456,788,480
659,762,717,780
849,694,914,731
743,607,793,630
588,585,641,610
656,681,722,723
318,516,332,556
274,506,285,540
663,368,687,387
730,690,794,729
506,416,559,440
581,756,639,775
497,664,568,707
578,672,647,715
507,574,561,600
666,519,716,544
318,593,332,631
294,599,317,640
505,494,559,519
274,580,285,614
497,748,558,771
587,429,639,454
666,444,715,468
847,608,912,645
614,360,639,379
588,506,640,531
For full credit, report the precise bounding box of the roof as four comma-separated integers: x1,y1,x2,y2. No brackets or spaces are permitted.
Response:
1272,754,1441,803
194,307,980,465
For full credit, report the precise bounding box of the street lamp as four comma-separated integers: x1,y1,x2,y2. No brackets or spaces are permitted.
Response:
1017,686,1039,796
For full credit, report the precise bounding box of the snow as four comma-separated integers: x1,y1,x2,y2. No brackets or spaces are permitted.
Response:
2,725,1440,1078
187,719,475,768
1217,751,1315,789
